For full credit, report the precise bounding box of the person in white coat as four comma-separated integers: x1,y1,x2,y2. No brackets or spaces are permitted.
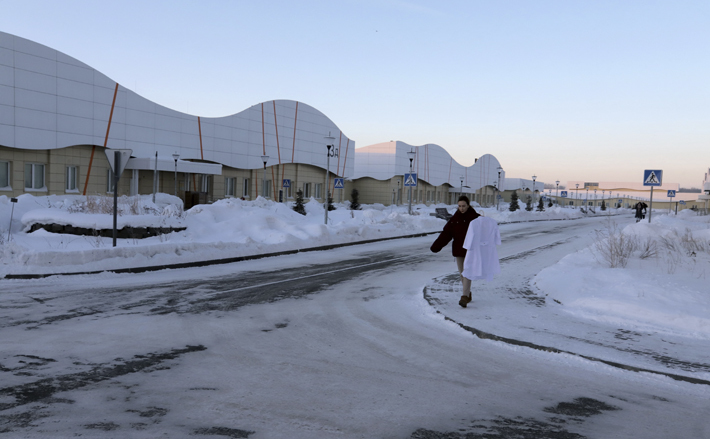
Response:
460,215,501,307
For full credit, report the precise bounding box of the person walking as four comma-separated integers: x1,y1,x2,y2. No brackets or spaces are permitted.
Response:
430,195,480,307
634,202,644,222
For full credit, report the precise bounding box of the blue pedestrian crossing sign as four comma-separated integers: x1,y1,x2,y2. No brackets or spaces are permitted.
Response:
560,191,568,197
679,200,686,205
643,170,663,186
404,173,417,187
667,190,676,197
282,179,291,188
333,178,344,189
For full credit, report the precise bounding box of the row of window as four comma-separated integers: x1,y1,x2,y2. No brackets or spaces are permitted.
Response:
224,178,328,200
1,161,81,192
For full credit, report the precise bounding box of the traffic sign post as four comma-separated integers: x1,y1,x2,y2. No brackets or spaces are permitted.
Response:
667,190,675,214
643,169,663,223
105,149,133,247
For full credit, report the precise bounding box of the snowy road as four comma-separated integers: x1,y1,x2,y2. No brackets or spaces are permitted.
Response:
1,215,708,438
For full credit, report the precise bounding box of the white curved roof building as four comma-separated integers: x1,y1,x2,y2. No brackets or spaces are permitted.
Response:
0,31,354,199
354,141,504,192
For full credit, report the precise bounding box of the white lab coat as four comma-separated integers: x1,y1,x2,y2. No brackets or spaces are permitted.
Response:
462,216,501,281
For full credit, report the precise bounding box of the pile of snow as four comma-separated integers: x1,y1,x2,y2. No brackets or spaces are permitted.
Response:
535,212,710,338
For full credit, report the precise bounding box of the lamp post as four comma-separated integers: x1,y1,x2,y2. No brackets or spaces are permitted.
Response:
575,183,579,208
172,153,180,197
532,175,537,206
407,149,416,215
260,155,269,198
586,187,589,209
594,189,597,210
497,166,503,211
460,176,464,196
555,180,560,206
324,132,336,224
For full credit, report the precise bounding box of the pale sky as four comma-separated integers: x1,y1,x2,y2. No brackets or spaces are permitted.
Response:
2,0,708,188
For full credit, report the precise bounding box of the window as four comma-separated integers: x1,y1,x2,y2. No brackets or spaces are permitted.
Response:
284,183,292,199
225,177,236,197
265,179,272,198
200,175,210,192
25,163,45,190
0,161,9,189
242,178,250,198
303,183,311,198
315,183,323,199
66,166,78,192
107,169,116,193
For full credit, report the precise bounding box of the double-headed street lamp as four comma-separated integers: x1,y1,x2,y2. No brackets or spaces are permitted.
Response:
260,155,269,198
172,153,180,197
532,175,537,206
575,183,580,208
324,132,336,224
555,180,560,205
407,149,416,215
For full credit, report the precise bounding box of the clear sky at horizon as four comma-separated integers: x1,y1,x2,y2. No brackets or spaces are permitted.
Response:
2,0,708,187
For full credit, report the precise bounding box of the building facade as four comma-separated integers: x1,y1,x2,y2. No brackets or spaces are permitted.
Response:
0,31,354,204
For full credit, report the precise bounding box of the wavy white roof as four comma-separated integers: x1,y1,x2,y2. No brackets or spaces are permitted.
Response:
0,31,354,174
353,141,504,191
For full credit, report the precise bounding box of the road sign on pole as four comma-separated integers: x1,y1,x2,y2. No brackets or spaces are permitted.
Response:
404,173,417,187
104,149,132,248
667,190,675,214
643,169,662,223
333,178,344,189
643,170,663,186
560,191,568,197
282,179,291,188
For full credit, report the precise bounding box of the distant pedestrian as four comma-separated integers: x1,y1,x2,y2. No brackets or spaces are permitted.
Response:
634,202,645,222
430,196,480,307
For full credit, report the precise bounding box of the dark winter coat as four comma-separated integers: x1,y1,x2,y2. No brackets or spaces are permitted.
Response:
430,207,480,257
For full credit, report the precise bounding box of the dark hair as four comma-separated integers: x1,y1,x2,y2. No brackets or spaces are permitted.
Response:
458,195,470,205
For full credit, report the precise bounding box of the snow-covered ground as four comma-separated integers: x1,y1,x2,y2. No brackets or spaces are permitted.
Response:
1,193,708,344
1,194,709,437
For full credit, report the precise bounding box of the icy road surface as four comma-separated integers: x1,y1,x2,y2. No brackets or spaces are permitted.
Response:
0,216,708,438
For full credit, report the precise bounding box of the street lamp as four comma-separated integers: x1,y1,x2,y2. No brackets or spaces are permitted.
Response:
172,153,180,197
324,132,336,224
586,186,589,209
497,166,503,211
555,180,560,205
532,175,537,206
407,149,416,215
260,155,269,198
575,183,579,208
460,176,464,195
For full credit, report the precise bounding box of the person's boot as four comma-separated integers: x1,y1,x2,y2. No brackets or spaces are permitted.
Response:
458,294,472,308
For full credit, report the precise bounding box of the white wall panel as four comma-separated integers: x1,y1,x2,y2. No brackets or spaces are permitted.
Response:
16,107,56,130
0,65,12,87
15,88,56,112
16,70,56,95
0,47,13,67
0,103,13,125
15,52,56,76
15,126,56,149
0,84,13,106
0,123,15,146
57,131,93,147
58,113,93,135
13,37,55,60
57,78,93,101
